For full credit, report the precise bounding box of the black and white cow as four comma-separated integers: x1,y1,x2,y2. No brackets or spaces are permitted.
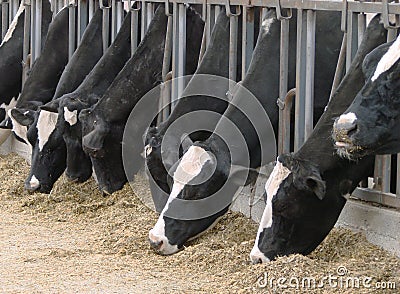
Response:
7,6,71,145
80,5,204,194
333,32,400,158
15,8,111,193
144,8,236,210
249,15,387,263
148,9,343,255
0,0,52,142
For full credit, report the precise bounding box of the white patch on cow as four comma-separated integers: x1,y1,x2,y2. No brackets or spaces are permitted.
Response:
37,110,59,151
342,193,351,200
0,2,25,47
29,175,40,190
336,112,357,126
149,146,211,255
250,160,291,264
372,35,400,81
261,16,275,33
8,109,28,144
145,144,152,157
92,167,98,184
0,97,18,113
63,107,78,126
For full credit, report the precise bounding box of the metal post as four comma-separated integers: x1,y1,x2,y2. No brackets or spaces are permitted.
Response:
34,0,42,59
22,0,31,86
111,0,116,41
1,1,9,39
68,0,76,60
146,1,153,28
116,0,123,33
129,0,140,55
226,3,240,85
241,6,254,78
100,0,111,52
205,4,214,47
345,11,358,72
89,0,95,20
329,34,346,101
30,0,36,61
304,10,315,140
278,17,290,154
78,0,88,44
357,13,366,46
294,9,307,151
140,0,146,40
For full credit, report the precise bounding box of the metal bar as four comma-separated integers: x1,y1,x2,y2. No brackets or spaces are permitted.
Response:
130,3,139,55
78,0,88,44
30,0,36,61
278,17,290,154
22,0,31,86
89,0,95,20
294,9,306,151
162,14,173,81
1,2,9,39
177,3,186,99
116,0,123,33
397,155,400,195
171,1,178,106
214,4,220,22
206,4,214,47
140,0,147,39
242,6,254,78
304,9,315,140
101,5,110,52
68,1,76,60
353,188,400,209
357,12,365,47
345,11,357,72
146,2,153,27
228,13,238,83
111,0,116,40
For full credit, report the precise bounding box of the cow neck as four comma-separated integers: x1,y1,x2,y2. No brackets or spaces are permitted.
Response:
296,15,387,173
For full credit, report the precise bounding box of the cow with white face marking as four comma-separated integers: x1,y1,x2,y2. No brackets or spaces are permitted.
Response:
80,5,204,195
145,8,239,211
148,9,343,255
0,0,52,142
7,6,71,146
14,8,112,193
250,15,386,264
333,33,400,158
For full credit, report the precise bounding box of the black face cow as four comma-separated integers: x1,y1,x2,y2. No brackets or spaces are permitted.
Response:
15,8,114,193
333,34,400,159
81,5,204,195
249,15,387,263
148,9,343,255
8,5,71,146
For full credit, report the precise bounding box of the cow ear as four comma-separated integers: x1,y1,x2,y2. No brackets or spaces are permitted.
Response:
229,165,260,187
180,133,193,153
9,109,35,126
305,175,326,200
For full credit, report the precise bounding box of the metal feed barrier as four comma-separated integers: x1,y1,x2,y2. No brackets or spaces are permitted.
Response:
1,0,400,210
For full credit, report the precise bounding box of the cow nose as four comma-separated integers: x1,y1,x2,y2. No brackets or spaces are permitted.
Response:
149,239,164,251
334,113,358,138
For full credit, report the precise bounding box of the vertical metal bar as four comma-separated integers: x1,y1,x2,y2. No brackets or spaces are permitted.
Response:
171,1,178,106
304,10,315,140
68,2,76,60
116,0,123,33
214,5,220,23
111,0,116,41
228,13,238,83
160,13,173,123
22,0,31,86
278,17,290,155
1,2,9,39
130,5,139,55
30,0,36,61
78,0,88,45
8,0,13,25
329,34,347,100
34,0,42,58
357,13,366,47
140,0,146,40
146,2,153,28
346,12,358,72
294,9,307,151
397,155,400,195
102,6,110,52
205,4,214,47
242,6,254,78
89,0,95,21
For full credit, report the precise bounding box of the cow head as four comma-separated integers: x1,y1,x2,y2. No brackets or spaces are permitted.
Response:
80,109,127,195
250,153,346,263
16,100,67,193
333,38,400,159
59,95,94,183
148,136,258,255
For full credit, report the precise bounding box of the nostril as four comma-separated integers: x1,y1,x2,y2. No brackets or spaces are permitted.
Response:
149,239,163,251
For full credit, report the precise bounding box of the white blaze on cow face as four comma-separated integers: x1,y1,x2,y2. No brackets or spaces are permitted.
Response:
37,110,59,151
0,2,25,47
250,160,291,264
63,107,78,126
29,175,40,190
149,146,211,255
372,35,400,81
